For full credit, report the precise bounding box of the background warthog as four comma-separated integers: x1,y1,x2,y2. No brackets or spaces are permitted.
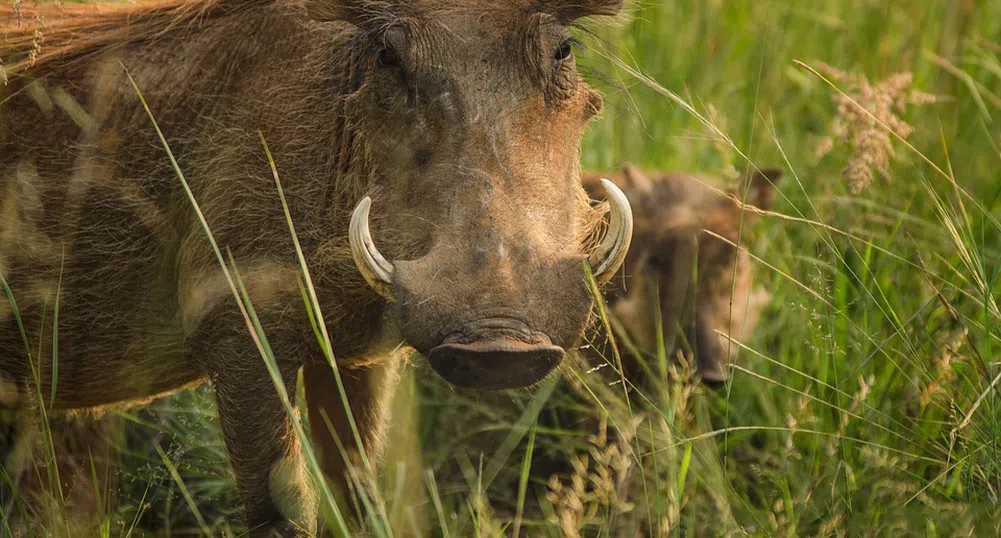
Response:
0,0,631,535
583,164,782,386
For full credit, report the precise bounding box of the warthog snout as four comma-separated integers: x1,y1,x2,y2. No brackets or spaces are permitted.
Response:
347,179,633,390
386,250,594,390
428,332,565,390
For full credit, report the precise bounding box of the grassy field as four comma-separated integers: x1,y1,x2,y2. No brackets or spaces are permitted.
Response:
4,0,1001,536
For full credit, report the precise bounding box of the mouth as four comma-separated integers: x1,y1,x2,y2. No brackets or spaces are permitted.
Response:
427,335,565,390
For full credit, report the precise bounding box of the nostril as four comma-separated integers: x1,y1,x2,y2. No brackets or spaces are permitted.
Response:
440,318,536,345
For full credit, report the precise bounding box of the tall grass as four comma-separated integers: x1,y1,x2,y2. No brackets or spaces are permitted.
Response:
3,0,1001,536
425,1,1001,535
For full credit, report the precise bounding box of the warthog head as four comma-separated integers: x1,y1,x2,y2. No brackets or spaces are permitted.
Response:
323,0,632,389
585,164,782,385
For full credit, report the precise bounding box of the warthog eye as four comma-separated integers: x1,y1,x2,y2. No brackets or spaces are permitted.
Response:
377,46,401,69
554,39,575,63
549,36,580,99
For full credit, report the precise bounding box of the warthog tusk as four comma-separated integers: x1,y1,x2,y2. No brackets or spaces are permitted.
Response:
588,178,634,285
349,197,395,300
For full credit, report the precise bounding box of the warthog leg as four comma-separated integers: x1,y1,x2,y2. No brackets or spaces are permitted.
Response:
189,301,319,538
304,356,403,529
213,360,317,538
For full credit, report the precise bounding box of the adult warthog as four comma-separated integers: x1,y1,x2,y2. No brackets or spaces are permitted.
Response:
0,0,631,535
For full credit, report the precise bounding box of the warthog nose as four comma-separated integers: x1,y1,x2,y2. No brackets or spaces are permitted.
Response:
427,338,565,390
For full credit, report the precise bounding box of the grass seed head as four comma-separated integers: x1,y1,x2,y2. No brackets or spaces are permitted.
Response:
919,325,968,408
814,63,936,194
546,415,636,536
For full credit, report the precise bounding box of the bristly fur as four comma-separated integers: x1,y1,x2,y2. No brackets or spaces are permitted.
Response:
1,1,625,535
1,0,270,76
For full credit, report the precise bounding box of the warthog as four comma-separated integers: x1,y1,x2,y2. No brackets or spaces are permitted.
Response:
582,164,782,386
0,0,632,535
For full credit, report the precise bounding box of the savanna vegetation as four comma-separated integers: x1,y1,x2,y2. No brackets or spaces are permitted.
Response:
3,0,1001,536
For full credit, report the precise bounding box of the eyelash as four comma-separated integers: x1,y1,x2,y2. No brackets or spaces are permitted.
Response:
555,37,583,63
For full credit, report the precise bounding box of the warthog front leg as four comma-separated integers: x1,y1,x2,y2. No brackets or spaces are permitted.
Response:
213,362,318,538
303,357,402,527
189,299,319,537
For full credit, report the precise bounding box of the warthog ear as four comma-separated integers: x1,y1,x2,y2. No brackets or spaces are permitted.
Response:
621,162,653,193
542,0,625,21
725,167,782,213
711,167,782,227
739,167,783,210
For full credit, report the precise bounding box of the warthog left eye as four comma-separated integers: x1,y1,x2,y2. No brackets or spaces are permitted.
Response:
554,39,575,63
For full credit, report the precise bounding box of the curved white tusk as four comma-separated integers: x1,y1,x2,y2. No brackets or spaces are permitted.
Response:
588,178,634,285
349,197,396,301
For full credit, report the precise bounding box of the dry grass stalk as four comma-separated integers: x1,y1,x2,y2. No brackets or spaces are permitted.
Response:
667,350,701,423
826,374,873,457
919,326,967,408
2,3,43,84
13,0,24,27
815,510,845,537
470,487,505,538
783,395,812,462
546,415,636,538
706,103,740,180
814,63,936,194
